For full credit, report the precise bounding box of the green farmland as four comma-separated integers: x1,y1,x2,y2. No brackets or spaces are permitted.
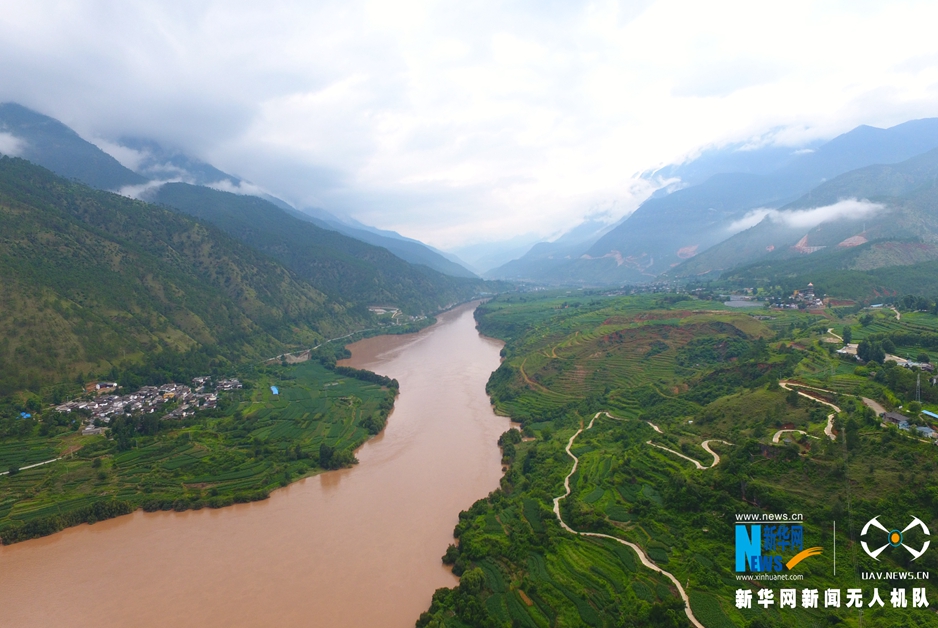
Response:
418,291,938,628
0,360,396,544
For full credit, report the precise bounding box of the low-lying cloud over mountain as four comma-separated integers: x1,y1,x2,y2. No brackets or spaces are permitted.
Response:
728,198,886,233
3,1,938,250
0,132,24,157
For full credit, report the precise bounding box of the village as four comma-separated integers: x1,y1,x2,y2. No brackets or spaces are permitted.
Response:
53,377,243,435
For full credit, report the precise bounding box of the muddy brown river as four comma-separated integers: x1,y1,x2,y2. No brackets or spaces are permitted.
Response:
0,303,510,628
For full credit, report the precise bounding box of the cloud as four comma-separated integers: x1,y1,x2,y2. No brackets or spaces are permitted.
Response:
0,1,937,248
205,179,270,197
117,179,179,199
727,208,776,233
728,198,886,233
671,57,784,99
0,132,25,156
92,138,148,171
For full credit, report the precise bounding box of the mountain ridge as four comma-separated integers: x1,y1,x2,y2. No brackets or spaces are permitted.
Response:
488,117,938,285
0,156,361,395
0,103,477,280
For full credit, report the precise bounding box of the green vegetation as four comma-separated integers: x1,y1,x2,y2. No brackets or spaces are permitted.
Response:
0,359,396,544
724,255,938,304
419,291,938,627
153,182,492,316
0,156,365,395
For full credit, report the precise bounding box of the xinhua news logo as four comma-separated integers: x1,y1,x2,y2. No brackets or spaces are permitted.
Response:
736,515,821,574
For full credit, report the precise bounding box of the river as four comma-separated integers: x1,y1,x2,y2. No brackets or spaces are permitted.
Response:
0,303,510,628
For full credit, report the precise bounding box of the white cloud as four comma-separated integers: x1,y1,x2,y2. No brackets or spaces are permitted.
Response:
117,179,179,199
727,208,776,233
206,179,270,197
0,1,937,248
92,138,148,171
0,132,25,156
729,198,886,233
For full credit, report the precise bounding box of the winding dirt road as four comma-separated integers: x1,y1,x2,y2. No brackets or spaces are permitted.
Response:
862,397,886,416
771,429,819,444
779,381,840,441
552,413,705,628
646,439,731,470
600,411,662,433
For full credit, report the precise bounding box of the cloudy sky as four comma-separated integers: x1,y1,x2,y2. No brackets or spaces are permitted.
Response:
2,1,938,250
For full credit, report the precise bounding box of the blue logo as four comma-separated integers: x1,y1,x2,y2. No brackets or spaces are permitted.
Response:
736,523,818,572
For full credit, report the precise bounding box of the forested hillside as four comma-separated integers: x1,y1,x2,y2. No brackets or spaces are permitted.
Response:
0,157,362,395
419,292,938,627
151,183,488,314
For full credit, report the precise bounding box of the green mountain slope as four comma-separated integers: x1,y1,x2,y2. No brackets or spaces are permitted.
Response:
0,104,479,281
0,157,360,395
150,182,488,314
490,118,938,285
283,207,478,279
420,292,938,627
0,103,146,190
722,251,938,303
671,148,938,279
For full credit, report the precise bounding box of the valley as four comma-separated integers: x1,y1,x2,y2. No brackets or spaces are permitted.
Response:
3,99,938,628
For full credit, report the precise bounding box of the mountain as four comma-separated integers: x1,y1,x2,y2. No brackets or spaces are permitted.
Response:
285,207,477,278
488,118,938,285
108,138,477,279
648,138,824,188
451,234,544,275
115,137,243,187
147,183,486,314
484,217,613,281
0,103,146,190
672,147,938,279
0,104,478,281
0,156,361,395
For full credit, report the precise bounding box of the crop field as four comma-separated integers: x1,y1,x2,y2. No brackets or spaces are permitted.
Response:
421,292,938,628
0,360,395,543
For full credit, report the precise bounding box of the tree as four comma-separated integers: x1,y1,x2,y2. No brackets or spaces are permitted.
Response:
842,326,852,344
845,418,860,451
459,568,484,594
858,340,885,364
917,353,930,364
319,443,334,468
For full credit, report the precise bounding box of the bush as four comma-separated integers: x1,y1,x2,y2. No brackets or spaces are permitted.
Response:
0,500,134,544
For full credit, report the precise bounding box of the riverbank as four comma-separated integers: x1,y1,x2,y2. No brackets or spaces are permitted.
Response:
0,359,397,545
0,302,511,628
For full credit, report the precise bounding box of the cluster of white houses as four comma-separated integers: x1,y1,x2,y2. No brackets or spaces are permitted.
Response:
53,378,242,435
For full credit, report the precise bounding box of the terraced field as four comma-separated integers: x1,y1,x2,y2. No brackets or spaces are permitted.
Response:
420,292,938,628
0,360,395,544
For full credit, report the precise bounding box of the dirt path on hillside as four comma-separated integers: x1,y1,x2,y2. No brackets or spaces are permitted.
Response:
552,413,705,628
